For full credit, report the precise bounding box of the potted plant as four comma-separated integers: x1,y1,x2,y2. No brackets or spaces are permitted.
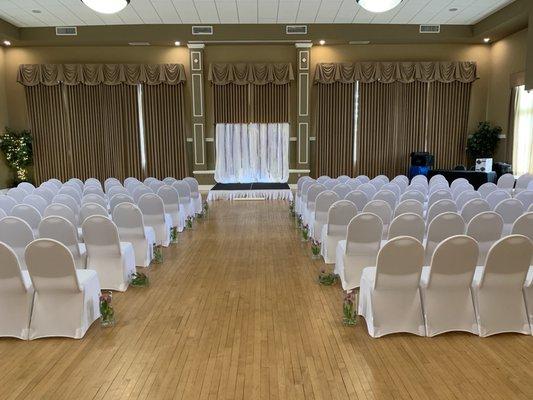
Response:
0,128,33,186
99,291,116,327
310,239,321,259
130,272,149,287
466,122,501,163
318,269,338,286
342,290,358,326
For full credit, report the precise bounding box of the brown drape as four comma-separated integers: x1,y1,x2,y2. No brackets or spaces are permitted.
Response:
208,63,294,85
315,82,356,177
24,85,72,184
426,81,472,169
142,83,188,179
314,61,478,84
213,83,249,123
18,63,186,86
251,83,290,123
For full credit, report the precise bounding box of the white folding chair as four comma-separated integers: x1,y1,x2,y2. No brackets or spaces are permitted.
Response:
452,183,474,200
83,185,106,199
52,194,80,222
400,190,426,204
85,178,102,190
80,203,109,225
372,189,397,212
420,235,479,336
337,175,351,183
299,179,317,217
17,182,35,195
494,198,524,234
22,194,47,215
33,187,55,205
497,173,515,192
515,190,533,210
388,213,425,242
113,203,156,267
295,176,313,214
427,189,452,210
109,193,135,215
424,212,465,264
335,213,382,291
82,193,108,210
471,235,532,337
323,179,338,190
0,216,35,269
332,184,352,201
478,182,498,199
316,175,330,184
7,188,27,203
346,179,361,191
304,184,326,228
163,177,178,186
138,193,172,247
344,190,369,212
460,198,491,224
132,185,154,203
44,203,78,230
320,200,358,264
11,204,41,237
358,183,377,201
311,191,339,241
26,239,101,339
148,180,165,194
184,177,203,214
363,199,393,238
455,191,481,211
427,199,457,225
172,181,195,219
450,178,469,192
486,189,511,210
0,241,33,340
357,175,370,184
511,212,533,241
82,215,136,292
394,199,424,219
359,236,425,338
466,211,503,265
381,183,401,199
58,186,82,204
107,186,129,200
157,185,185,232
39,216,86,269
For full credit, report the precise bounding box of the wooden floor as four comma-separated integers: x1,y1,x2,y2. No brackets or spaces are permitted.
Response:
1,201,532,400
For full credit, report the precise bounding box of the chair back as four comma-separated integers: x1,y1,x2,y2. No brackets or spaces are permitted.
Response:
323,179,338,190
332,183,351,199
22,194,47,215
428,189,452,209
452,183,474,200
429,174,447,186
11,204,42,231
52,194,80,217
0,241,28,292
80,202,108,224
306,184,326,211
82,193,108,209
358,183,377,200
381,182,401,198
109,193,134,214
374,237,424,290
85,178,102,190
456,190,481,210
460,198,491,224
466,211,503,264
370,179,386,191
426,212,465,262
296,176,313,195
38,216,82,262
486,189,512,209
337,175,350,183
184,177,200,197
314,191,340,223
496,173,515,190
515,190,533,210
388,213,425,242
316,175,329,184
357,175,370,183
301,179,316,202
67,178,84,190
172,181,191,205
345,213,383,255
346,179,361,191
0,216,34,268
494,198,524,224
138,193,166,226
113,202,147,240
344,190,368,212
157,185,180,214
0,195,17,214
363,200,393,227
33,187,54,204
44,203,77,227
478,182,498,198
390,178,407,193
132,185,154,203
144,177,158,186
26,239,81,292
400,190,426,204
58,186,81,204
511,212,533,241
163,177,178,186
148,181,165,193
326,200,358,236
394,199,423,218
83,185,106,198
17,182,35,194
82,215,122,257
450,178,469,192
427,199,457,224
372,189,397,212
7,188,27,203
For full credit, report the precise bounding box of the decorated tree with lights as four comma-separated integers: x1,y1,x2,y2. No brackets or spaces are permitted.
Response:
0,128,33,185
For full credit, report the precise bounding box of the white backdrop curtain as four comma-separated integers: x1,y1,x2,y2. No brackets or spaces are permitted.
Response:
215,123,290,183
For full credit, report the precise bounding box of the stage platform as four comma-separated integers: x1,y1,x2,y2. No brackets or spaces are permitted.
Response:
207,182,293,201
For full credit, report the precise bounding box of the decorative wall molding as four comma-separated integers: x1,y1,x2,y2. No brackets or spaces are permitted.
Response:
193,123,205,165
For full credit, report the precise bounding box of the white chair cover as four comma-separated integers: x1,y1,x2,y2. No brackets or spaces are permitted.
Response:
148,181,165,193
44,203,78,229
323,179,338,190
85,178,102,190
427,199,457,225
11,204,42,237
335,213,382,291
299,179,316,217
311,191,339,241
478,182,498,199
107,186,129,199
163,177,178,186
22,194,47,215
344,190,368,213
400,190,426,204
466,211,503,266
113,203,155,267
359,236,425,338
172,181,195,218
104,177,121,191
452,184,474,200
320,200,358,264
450,178,469,192
420,235,479,336
391,177,408,193
358,175,370,184
7,188,27,203
0,242,33,340
295,176,313,214
332,184,352,200
17,182,35,194
460,198,491,224
511,212,533,241
138,193,172,247
497,173,515,191
52,194,80,222
381,183,401,199
39,216,86,269
409,183,428,195
372,189,397,212
184,177,203,214
83,186,106,198
486,189,511,210
394,199,424,219
456,191,481,211
362,200,393,238
0,217,34,270
25,239,101,339
429,174,448,187
424,212,465,264
158,185,185,232
316,175,330,184
109,193,135,215
82,193,108,210
0,195,18,214
304,184,326,228
58,186,82,204
515,190,533,210
494,198,524,234
80,203,109,225
48,178,63,189
33,187,55,204
388,213,425,242
471,235,532,336
358,183,377,201
370,179,386,191
144,177,158,186
337,175,350,183
132,185,154,203
346,179,361,191
82,215,136,292
68,178,84,190
427,190,453,210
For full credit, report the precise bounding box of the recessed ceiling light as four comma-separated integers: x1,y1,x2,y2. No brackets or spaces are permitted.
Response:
484,38,490,43
31,9,42,14
356,0,402,13
174,41,181,46
449,8,458,12
319,39,325,45
82,0,130,14
3,40,11,46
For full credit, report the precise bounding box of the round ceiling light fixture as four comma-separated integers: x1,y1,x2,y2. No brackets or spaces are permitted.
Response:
81,0,130,14
356,0,402,13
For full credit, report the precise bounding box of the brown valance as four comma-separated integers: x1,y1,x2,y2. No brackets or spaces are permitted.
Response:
313,61,478,84
208,63,294,85
17,63,186,86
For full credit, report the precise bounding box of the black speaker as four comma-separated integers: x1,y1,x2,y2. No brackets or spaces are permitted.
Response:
410,152,434,167
493,162,513,178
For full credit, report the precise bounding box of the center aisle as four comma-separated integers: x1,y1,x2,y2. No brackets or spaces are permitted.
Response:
1,201,532,399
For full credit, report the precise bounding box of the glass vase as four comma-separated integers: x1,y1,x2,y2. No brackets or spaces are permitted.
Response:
130,272,150,288
154,245,163,264
342,290,358,326
100,291,116,327
170,227,178,244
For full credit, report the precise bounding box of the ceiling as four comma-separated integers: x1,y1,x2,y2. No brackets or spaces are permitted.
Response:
0,0,516,27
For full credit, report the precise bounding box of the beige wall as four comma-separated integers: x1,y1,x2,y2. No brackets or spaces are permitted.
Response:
0,37,525,185
487,29,528,161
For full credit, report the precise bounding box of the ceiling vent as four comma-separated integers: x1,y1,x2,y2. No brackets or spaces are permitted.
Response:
419,24,440,34
349,40,370,45
128,42,151,46
192,26,213,35
286,25,307,35
55,26,77,36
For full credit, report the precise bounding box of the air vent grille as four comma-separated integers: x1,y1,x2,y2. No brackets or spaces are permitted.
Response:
128,42,151,46
419,24,440,34
192,26,213,35
55,26,77,36
286,25,307,35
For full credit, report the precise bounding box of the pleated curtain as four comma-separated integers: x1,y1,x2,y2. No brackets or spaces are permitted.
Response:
251,83,290,123
426,81,472,169
24,85,72,183
213,83,249,123
315,82,356,177
142,83,189,179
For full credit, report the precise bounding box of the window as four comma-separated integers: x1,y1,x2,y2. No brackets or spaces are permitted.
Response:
512,85,533,175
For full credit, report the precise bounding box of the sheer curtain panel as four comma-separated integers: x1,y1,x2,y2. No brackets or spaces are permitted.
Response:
215,123,289,183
